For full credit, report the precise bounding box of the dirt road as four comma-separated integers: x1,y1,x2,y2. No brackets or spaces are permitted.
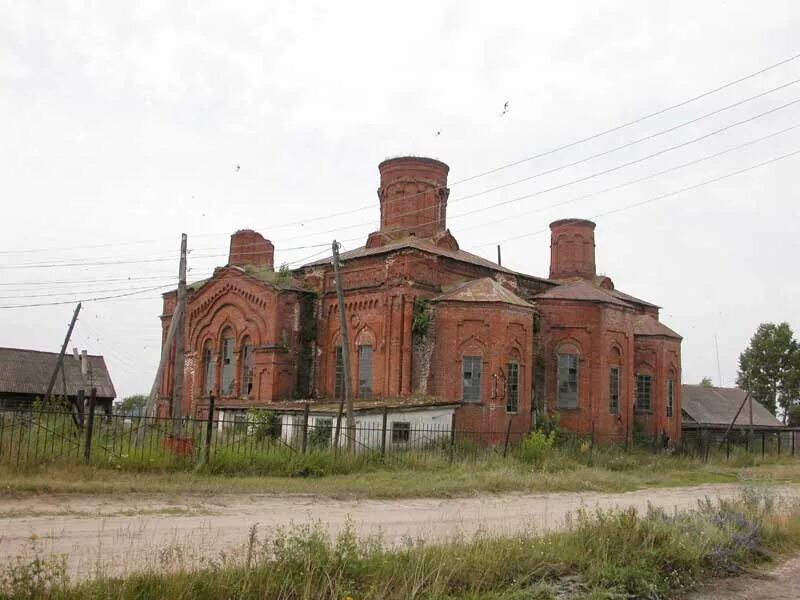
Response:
1,483,799,580
687,554,800,600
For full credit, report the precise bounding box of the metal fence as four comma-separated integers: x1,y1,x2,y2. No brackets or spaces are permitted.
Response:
0,406,517,469
680,425,800,461
2,406,798,470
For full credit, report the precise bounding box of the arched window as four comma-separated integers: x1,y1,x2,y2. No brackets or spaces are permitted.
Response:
241,337,253,397
666,372,675,418
221,328,235,396
608,345,623,416
356,328,376,399
462,354,483,403
202,340,215,396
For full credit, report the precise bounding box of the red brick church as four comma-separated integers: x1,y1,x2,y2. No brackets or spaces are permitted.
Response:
159,156,682,444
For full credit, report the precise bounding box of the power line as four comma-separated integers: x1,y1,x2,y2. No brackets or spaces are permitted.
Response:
3,49,799,258
476,147,800,249
0,284,176,309
457,121,800,234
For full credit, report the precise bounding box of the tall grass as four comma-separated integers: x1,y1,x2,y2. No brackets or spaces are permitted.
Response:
4,488,800,599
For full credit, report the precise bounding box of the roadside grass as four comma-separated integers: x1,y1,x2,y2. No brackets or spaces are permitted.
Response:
4,487,800,599
2,449,799,500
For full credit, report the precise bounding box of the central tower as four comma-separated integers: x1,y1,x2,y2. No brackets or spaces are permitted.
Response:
366,156,458,249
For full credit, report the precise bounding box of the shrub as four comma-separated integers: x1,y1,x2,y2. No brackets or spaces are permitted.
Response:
516,430,556,465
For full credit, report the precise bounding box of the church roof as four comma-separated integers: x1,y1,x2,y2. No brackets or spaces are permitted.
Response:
633,314,682,339
432,277,533,308
681,384,782,428
303,236,552,282
534,279,632,307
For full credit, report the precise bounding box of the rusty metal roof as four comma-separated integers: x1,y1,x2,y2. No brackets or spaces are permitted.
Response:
302,236,554,281
633,315,682,339
681,384,782,428
432,277,533,308
534,280,633,307
0,347,116,399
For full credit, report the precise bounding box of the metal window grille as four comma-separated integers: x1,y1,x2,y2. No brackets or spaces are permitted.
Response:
392,421,411,442
635,374,652,413
221,336,234,396
462,356,482,402
241,340,253,396
609,366,620,415
666,378,674,417
358,345,373,399
557,354,579,408
506,362,519,413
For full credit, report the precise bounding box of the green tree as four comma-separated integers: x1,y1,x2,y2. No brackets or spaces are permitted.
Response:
736,322,800,423
699,377,714,388
115,394,148,415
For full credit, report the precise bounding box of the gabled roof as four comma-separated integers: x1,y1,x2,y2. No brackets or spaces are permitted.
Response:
681,384,782,428
303,236,553,282
533,279,632,307
0,347,116,399
432,277,533,308
169,265,309,298
633,315,682,339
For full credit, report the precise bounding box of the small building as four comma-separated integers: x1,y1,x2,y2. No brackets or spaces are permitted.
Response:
681,384,782,430
0,347,116,411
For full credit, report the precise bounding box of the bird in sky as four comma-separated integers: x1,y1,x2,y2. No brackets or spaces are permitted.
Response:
434,130,441,136
500,101,509,117
235,164,241,172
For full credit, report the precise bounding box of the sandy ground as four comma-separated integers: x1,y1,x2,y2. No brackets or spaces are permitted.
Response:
687,554,800,600
1,483,799,581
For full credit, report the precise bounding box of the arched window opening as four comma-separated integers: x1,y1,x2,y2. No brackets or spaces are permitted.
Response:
221,329,235,396
358,344,373,398
203,340,215,396
241,337,253,397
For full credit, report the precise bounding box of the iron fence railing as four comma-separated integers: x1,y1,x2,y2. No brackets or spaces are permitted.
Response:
1,406,798,469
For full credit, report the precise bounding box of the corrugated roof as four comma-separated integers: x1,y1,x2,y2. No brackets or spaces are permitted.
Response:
0,347,116,399
432,277,533,308
303,236,553,280
681,384,782,428
534,280,633,307
633,315,682,339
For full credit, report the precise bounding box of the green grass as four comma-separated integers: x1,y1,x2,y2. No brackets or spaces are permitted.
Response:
4,487,800,599
2,451,799,500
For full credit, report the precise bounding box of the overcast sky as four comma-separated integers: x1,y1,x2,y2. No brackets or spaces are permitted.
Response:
1,1,798,401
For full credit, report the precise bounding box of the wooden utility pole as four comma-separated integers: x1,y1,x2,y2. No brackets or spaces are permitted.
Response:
136,234,187,447
496,245,502,266
46,303,82,401
331,240,355,448
171,233,188,436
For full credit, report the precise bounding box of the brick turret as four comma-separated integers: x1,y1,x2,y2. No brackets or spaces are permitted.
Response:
366,156,458,249
228,229,274,269
549,218,596,280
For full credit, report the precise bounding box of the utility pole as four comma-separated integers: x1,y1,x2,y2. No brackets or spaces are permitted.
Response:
331,240,354,448
46,303,81,401
171,233,188,437
136,234,187,447
496,244,502,266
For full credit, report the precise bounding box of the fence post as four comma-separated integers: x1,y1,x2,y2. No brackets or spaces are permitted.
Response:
778,431,782,456
301,403,309,453
204,393,215,465
703,433,709,463
726,435,730,461
83,387,96,464
793,431,796,457
502,419,513,458
449,412,456,463
745,430,749,453
762,431,766,458
380,406,388,459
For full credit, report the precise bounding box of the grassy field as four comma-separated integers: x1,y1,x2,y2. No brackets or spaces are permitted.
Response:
3,449,800,499
3,487,800,599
